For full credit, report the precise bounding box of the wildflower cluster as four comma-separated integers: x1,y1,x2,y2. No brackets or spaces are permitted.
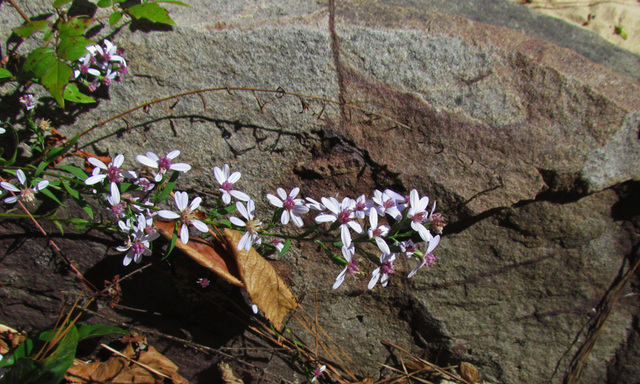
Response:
1,148,444,291
73,39,128,92
68,151,445,290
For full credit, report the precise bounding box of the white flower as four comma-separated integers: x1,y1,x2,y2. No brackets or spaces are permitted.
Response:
305,197,325,211
315,197,362,248
367,210,390,254
136,150,191,182
333,244,359,290
229,200,263,251
116,214,160,265
213,164,250,205
408,235,440,278
372,190,403,221
1,169,49,204
84,154,137,203
157,191,209,244
353,194,372,219
407,189,433,242
368,251,396,289
311,365,326,382
400,239,418,258
266,187,309,227
271,238,285,252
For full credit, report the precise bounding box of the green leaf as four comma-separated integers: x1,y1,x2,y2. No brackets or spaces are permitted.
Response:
58,164,88,180
40,59,72,107
39,188,62,205
57,16,92,37
57,35,93,62
615,25,628,40
163,230,178,260
53,220,64,236
38,325,78,384
156,171,180,202
23,48,57,79
53,0,73,8
64,83,96,104
97,0,113,7
44,134,78,163
126,2,176,26
82,204,94,220
0,68,13,79
109,11,123,26
77,324,129,340
278,239,291,258
0,123,19,165
155,0,190,6
13,20,50,38
0,338,34,368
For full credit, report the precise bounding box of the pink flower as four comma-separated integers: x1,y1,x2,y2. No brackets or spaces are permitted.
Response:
368,251,396,289
407,235,440,278
333,245,359,290
266,187,309,227
315,197,362,248
372,190,403,220
407,189,433,242
157,191,209,244
0,169,48,204
367,210,390,254
116,214,160,265
85,154,137,204
213,164,250,205
136,150,191,182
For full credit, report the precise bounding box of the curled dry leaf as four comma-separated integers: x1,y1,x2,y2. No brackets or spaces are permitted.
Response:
0,324,26,355
154,220,298,328
66,345,191,384
460,362,479,383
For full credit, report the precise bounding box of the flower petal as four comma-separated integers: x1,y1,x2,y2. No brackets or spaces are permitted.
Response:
157,210,180,220
16,169,26,186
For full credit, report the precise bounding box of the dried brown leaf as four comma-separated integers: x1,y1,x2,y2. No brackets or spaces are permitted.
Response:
155,220,244,287
460,362,479,383
225,229,298,327
67,345,191,384
0,324,26,355
404,359,435,372
219,361,243,384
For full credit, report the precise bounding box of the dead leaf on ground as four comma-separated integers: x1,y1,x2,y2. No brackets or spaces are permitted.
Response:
460,362,479,383
67,344,191,384
0,324,26,355
155,220,298,328
219,361,243,384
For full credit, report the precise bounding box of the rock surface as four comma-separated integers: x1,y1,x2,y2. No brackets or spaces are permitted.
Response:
1,1,640,383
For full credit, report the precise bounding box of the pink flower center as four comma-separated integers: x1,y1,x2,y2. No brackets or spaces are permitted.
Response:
132,240,146,256
221,181,233,192
412,211,426,223
373,228,384,237
383,199,394,209
158,156,172,171
107,164,123,182
181,208,193,226
111,203,125,216
356,200,367,211
337,209,351,224
381,262,395,275
283,196,296,210
347,260,359,275
246,218,262,234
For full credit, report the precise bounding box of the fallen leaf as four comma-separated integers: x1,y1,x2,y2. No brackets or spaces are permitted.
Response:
460,362,479,383
219,361,243,384
67,344,191,384
154,220,298,328
225,228,298,328
72,150,112,172
154,221,243,287
0,324,26,355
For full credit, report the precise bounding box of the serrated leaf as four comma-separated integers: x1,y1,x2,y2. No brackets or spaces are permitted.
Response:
64,83,96,104
126,2,176,26
40,59,72,107
53,0,73,8
57,35,93,62
57,16,92,37
13,20,50,38
76,324,128,340
0,68,13,79
109,11,123,26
